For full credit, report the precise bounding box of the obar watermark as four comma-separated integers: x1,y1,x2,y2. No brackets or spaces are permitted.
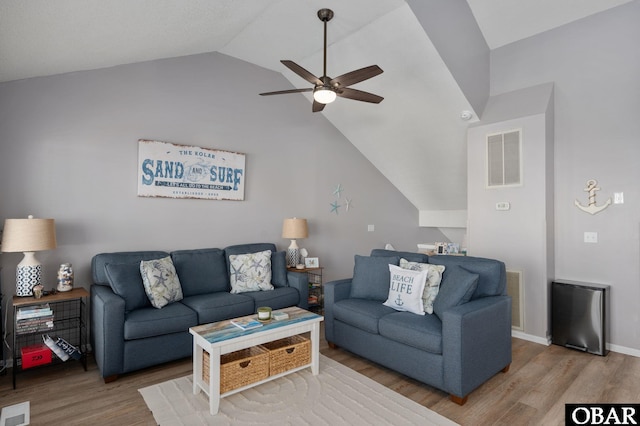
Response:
566,404,639,425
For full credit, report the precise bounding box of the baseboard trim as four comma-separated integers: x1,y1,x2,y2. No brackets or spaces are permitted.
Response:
511,330,640,358
512,330,549,346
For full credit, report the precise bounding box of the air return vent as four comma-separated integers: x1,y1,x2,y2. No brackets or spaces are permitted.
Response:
506,270,523,330
487,129,521,187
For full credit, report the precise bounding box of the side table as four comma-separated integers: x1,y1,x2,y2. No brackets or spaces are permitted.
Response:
287,267,323,313
12,287,89,388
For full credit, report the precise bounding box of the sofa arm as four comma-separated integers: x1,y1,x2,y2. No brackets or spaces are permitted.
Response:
442,295,512,400
323,279,352,343
90,284,126,379
287,271,309,309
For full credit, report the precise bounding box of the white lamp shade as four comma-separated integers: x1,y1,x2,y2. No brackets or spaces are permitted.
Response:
1,216,57,252
282,218,308,239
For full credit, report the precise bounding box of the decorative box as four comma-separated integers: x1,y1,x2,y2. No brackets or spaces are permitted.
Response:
21,343,52,369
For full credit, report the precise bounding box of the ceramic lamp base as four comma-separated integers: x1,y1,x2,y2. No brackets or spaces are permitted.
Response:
286,239,300,267
16,264,42,297
286,247,300,268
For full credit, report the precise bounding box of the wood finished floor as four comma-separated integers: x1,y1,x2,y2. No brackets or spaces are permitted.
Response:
1,329,639,425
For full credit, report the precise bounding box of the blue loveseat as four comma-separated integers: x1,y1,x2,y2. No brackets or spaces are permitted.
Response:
324,249,512,404
90,243,308,382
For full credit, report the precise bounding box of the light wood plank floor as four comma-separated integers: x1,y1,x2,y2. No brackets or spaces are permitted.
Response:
1,329,639,425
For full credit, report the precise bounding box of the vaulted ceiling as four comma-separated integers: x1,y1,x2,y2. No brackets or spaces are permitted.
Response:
0,0,632,223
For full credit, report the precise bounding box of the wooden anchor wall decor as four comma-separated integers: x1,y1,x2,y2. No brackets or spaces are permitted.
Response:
574,179,611,215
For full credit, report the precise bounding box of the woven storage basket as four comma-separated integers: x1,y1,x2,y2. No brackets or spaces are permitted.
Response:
261,335,311,376
203,346,270,393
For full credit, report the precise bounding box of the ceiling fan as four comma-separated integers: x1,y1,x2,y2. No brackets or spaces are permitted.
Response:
259,8,384,112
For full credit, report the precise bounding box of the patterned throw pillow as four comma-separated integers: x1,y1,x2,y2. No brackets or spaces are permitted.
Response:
383,264,427,315
140,256,184,309
400,258,446,314
229,250,274,294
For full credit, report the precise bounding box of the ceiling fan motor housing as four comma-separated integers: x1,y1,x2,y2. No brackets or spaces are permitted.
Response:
317,8,334,22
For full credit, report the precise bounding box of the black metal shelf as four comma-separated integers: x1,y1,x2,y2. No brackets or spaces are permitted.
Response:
12,288,89,389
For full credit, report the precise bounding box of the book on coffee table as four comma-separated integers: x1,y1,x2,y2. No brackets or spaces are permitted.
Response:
230,318,263,330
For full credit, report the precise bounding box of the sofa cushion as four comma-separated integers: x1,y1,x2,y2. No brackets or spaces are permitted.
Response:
433,265,479,320
350,255,400,301
124,302,197,340
104,262,151,312
181,293,255,324
399,258,446,315
371,249,428,264
229,249,275,294
333,298,396,334
243,287,299,310
271,251,288,288
383,264,427,315
171,248,229,296
428,255,505,298
140,256,184,309
378,311,443,354
92,251,170,285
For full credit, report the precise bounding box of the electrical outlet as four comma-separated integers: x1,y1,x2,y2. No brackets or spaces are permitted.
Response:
367,224,375,232
584,232,598,243
496,202,510,211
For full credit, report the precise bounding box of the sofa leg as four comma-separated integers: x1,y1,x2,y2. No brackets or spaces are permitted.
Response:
502,363,511,373
328,341,338,349
104,374,119,383
450,394,468,405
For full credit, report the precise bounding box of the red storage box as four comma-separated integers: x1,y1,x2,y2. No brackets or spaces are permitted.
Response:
21,343,52,369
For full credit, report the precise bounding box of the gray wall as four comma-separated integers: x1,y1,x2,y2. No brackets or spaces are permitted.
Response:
490,2,640,352
407,0,489,117
0,52,444,298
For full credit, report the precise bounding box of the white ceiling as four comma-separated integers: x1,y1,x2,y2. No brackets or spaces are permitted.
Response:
0,0,632,216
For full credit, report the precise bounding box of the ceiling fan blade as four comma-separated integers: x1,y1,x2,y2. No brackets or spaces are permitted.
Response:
281,60,322,85
312,100,326,112
336,87,384,104
259,88,313,96
330,65,383,88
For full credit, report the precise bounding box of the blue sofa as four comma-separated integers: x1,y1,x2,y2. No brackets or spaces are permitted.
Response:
324,249,512,404
90,243,308,382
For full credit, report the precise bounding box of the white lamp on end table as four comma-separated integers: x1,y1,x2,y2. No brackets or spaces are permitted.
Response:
282,218,308,268
1,215,57,297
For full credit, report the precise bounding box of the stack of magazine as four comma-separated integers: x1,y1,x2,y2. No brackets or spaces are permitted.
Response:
16,304,54,334
42,335,82,361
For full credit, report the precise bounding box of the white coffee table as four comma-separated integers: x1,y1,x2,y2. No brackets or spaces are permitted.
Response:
189,306,323,415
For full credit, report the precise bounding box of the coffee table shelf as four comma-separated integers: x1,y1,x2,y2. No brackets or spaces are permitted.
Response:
189,306,323,415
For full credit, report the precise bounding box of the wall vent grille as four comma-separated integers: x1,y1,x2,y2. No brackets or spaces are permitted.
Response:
487,129,522,187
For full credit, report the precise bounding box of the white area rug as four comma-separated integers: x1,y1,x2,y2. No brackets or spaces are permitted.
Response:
139,355,457,425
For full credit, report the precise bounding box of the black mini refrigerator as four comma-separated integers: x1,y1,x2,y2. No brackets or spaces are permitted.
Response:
551,280,609,356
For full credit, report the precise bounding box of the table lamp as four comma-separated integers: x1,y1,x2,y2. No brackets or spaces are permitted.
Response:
282,218,308,267
1,215,57,296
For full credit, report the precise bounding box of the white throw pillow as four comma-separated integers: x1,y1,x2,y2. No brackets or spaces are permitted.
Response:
140,256,183,309
399,258,445,314
229,250,275,294
383,264,428,315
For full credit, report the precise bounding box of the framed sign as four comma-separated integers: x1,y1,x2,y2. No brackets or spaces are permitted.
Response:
305,257,319,268
137,140,245,200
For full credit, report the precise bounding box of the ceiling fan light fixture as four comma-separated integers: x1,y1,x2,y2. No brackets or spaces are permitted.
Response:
313,87,336,104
